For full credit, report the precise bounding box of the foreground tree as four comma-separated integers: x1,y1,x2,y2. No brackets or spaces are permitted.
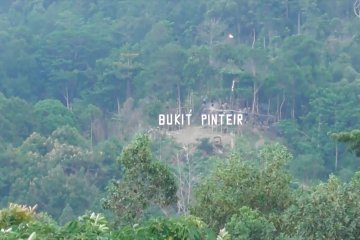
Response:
191,144,293,230
102,134,177,225
282,174,360,239
115,215,214,240
0,203,215,240
2,129,106,221
225,206,276,240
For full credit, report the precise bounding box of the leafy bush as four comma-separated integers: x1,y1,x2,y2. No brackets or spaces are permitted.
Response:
0,203,37,229
225,207,276,240
115,215,215,240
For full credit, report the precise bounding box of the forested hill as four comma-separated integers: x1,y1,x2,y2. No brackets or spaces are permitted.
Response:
2,0,360,239
1,0,360,179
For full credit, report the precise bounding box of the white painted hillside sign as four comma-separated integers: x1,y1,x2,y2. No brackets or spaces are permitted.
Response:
158,112,243,127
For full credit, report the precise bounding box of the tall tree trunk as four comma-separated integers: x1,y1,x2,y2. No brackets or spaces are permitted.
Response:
90,120,93,151
176,153,185,214
177,84,182,130
126,77,131,99
291,98,295,119
208,18,219,64
268,30,272,48
252,28,256,48
297,11,301,35
116,97,121,115
64,86,70,110
252,82,257,114
237,22,241,43
317,114,322,148
251,58,258,114
185,146,191,208
276,95,279,121
263,37,266,49
291,83,296,119
334,108,338,170
279,90,286,120
177,84,181,115
335,142,338,170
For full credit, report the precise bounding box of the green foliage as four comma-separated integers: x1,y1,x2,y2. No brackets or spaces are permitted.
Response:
0,0,359,180
51,125,87,147
282,174,360,239
34,99,77,135
225,206,276,240
0,206,111,240
197,138,214,154
59,212,111,239
0,204,213,240
141,98,164,126
280,79,360,179
72,100,102,133
0,203,37,229
115,215,214,240
216,228,231,240
0,204,58,240
59,204,75,226
191,144,293,230
103,134,177,224
1,130,113,221
0,93,34,145
2,0,360,238
332,129,360,157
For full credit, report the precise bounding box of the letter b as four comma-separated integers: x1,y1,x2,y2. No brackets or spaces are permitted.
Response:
159,114,165,125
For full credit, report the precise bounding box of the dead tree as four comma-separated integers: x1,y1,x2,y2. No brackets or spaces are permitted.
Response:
175,145,194,214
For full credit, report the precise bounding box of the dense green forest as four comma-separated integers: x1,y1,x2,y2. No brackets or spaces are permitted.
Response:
2,0,360,239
